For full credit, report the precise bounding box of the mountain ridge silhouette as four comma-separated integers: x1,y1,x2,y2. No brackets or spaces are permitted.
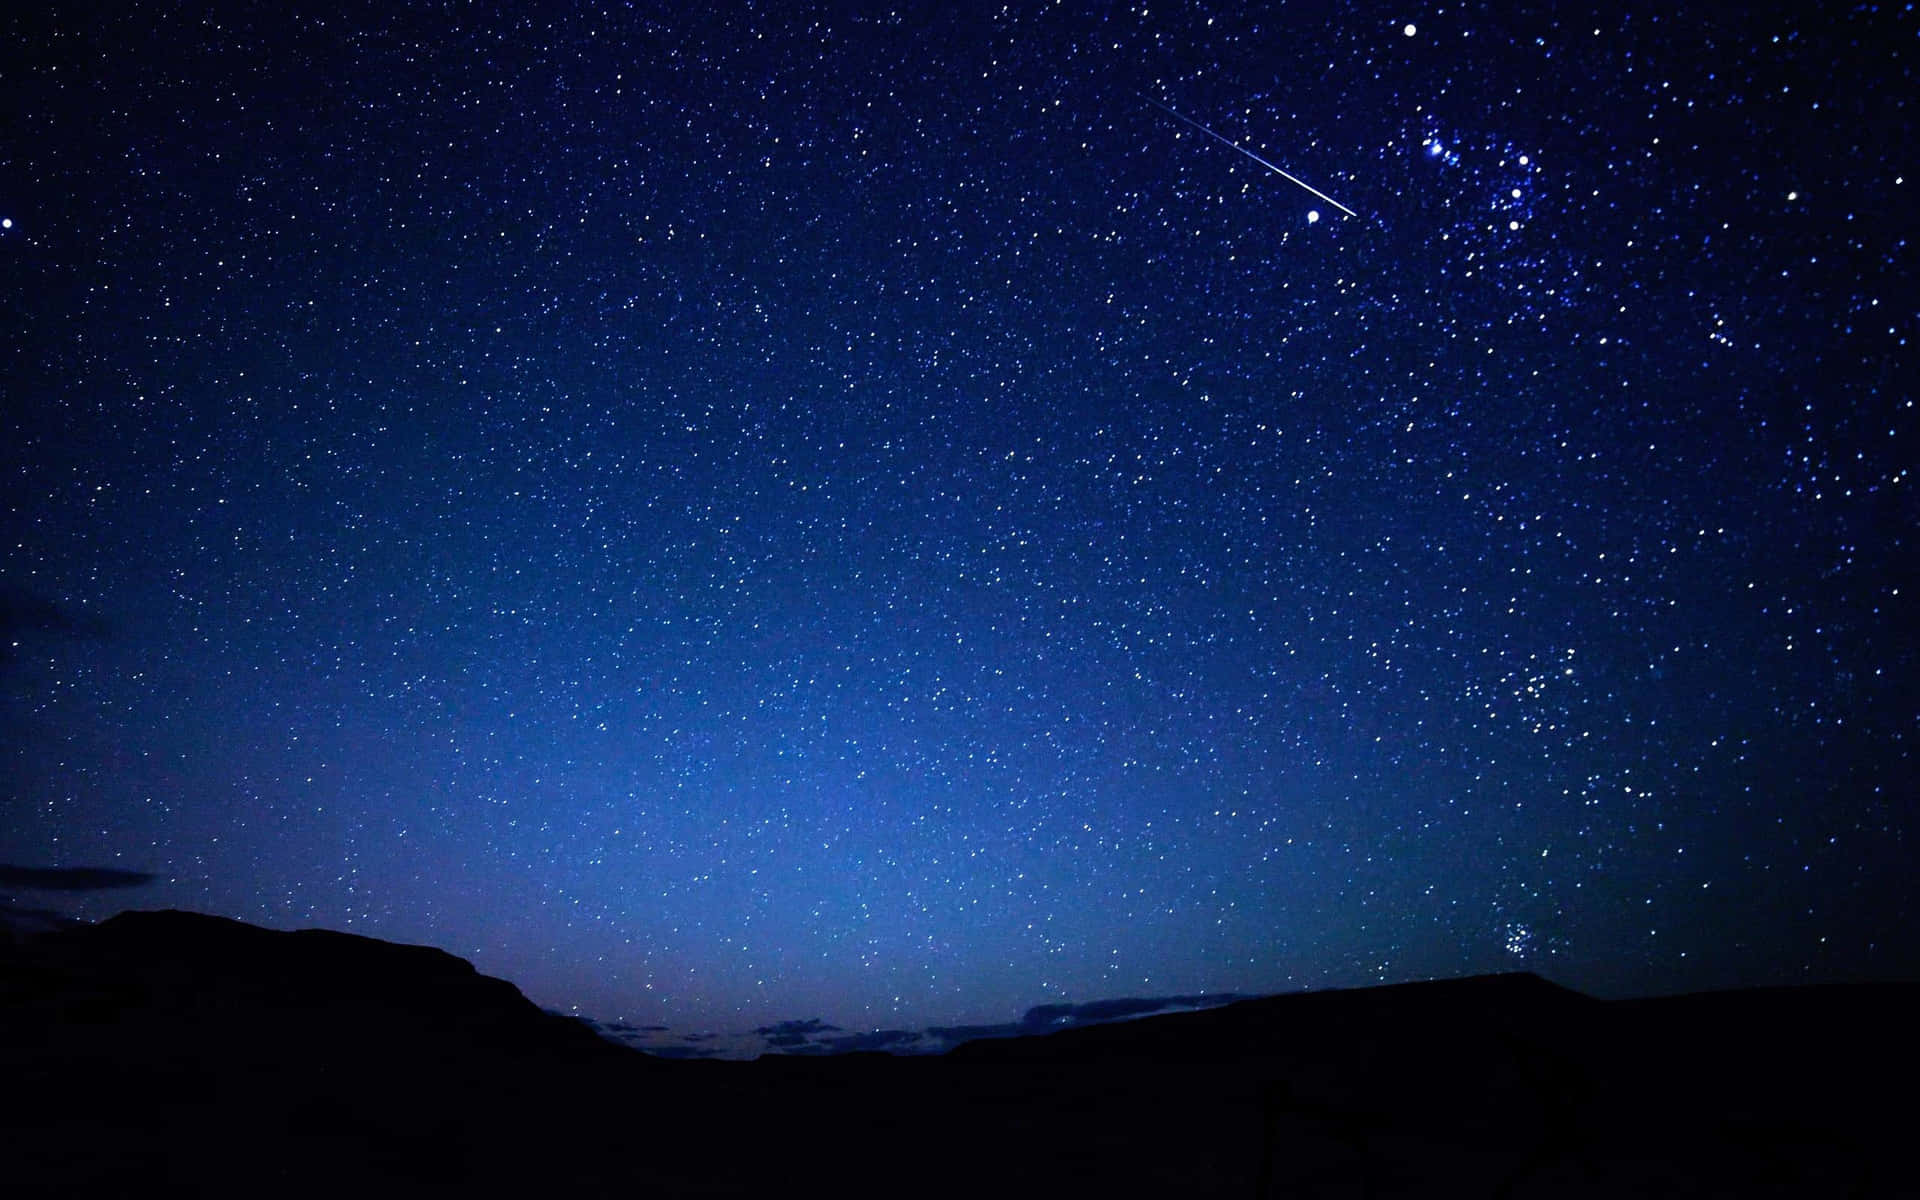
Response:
3,909,1911,1197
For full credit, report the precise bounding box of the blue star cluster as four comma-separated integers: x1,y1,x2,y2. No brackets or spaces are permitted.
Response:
2,2,1912,1033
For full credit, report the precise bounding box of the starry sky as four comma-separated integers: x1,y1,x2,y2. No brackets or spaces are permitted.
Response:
2,2,1914,1037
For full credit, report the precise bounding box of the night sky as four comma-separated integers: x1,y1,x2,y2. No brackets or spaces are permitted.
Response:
3,2,1913,1039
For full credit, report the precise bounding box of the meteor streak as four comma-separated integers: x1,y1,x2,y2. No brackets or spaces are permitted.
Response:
1144,95,1358,219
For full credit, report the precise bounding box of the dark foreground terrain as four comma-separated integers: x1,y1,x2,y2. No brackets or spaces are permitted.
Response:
3,910,1913,1197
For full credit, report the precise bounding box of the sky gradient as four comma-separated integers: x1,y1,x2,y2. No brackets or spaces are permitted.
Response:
2,1,1913,1037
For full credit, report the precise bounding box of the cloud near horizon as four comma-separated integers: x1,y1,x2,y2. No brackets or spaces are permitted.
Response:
0,865,159,891
600,992,1258,1059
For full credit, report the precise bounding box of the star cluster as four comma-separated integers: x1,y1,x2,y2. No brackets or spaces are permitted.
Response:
2,2,1912,1032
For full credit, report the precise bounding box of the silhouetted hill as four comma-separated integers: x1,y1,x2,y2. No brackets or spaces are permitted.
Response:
947,971,1920,1195
952,970,1599,1063
3,910,1913,1197
7,909,619,1061
1,910,636,1196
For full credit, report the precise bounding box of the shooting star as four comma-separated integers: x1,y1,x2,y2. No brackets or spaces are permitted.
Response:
1143,95,1358,219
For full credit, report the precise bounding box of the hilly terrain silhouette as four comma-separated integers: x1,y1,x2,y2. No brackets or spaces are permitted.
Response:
3,909,1912,1196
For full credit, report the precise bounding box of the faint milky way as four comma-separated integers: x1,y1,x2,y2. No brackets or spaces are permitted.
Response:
1,2,1913,1038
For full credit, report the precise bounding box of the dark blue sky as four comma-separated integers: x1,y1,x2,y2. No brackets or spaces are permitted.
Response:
2,1,1913,1035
